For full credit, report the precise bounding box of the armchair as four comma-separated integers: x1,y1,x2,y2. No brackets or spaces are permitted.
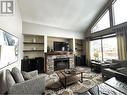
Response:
6,67,45,95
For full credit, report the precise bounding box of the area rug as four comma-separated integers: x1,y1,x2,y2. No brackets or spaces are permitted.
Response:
45,67,103,95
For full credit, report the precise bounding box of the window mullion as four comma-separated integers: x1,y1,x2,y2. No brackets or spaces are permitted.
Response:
109,3,115,26
101,38,104,61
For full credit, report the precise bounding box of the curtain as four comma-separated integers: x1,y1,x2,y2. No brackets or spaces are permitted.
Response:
115,26,127,60
85,38,90,66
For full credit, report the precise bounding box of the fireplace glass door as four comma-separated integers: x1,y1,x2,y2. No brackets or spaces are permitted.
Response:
54,58,69,71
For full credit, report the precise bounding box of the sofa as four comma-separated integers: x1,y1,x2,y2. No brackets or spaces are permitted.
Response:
76,76,127,95
101,59,127,80
6,67,45,95
76,69,127,95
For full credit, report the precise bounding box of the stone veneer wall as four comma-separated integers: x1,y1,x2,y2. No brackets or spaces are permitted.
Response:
46,54,75,74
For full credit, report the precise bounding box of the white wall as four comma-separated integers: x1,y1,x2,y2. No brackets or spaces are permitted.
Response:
0,0,22,93
23,21,85,39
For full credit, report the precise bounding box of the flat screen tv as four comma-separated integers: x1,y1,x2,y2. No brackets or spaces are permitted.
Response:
54,41,67,51
0,28,18,69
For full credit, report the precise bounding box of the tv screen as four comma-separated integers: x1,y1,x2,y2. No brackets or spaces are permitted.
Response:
54,41,67,51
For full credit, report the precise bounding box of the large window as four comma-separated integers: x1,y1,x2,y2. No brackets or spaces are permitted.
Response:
90,40,102,61
91,10,110,33
102,37,118,61
114,0,127,25
90,37,118,61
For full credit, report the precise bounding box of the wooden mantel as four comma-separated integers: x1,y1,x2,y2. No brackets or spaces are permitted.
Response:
45,51,74,55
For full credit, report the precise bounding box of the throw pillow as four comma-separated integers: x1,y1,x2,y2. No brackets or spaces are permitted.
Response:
11,67,24,83
6,70,15,90
28,70,38,77
22,71,31,80
22,70,38,80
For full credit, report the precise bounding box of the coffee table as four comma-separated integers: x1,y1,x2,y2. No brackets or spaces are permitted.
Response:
56,70,84,88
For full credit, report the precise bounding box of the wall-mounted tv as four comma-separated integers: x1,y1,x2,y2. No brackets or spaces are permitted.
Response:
53,41,68,51
0,28,18,69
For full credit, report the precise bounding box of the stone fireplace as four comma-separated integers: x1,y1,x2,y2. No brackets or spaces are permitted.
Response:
45,52,75,74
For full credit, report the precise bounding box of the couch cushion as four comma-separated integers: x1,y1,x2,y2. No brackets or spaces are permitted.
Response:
6,70,15,90
22,70,38,80
110,63,121,70
112,59,127,67
11,67,24,83
120,61,127,67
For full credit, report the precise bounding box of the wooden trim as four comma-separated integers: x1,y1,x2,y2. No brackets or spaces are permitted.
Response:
85,0,116,36
45,51,73,55
91,22,127,38
24,42,44,44
23,50,44,52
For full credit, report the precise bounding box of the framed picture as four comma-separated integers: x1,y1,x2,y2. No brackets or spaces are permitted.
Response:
0,28,19,69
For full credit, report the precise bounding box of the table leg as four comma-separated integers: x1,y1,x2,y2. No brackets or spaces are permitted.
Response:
91,64,93,71
65,77,66,89
81,72,83,83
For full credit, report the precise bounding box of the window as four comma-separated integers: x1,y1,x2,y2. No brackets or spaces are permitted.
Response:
90,37,118,61
114,0,127,25
102,37,118,61
91,10,110,33
90,40,102,61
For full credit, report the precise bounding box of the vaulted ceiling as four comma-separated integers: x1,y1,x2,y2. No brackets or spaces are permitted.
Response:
18,0,109,33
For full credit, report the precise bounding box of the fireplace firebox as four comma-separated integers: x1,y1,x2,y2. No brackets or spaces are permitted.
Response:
54,58,69,71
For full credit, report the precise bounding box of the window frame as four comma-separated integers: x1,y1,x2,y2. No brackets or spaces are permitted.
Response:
90,35,118,61
91,9,110,33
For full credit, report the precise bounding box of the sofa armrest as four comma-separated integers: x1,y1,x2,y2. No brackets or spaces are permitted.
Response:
9,75,45,94
102,68,119,80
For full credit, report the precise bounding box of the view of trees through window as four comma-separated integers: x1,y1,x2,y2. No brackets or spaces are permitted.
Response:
90,37,118,61
90,40,102,61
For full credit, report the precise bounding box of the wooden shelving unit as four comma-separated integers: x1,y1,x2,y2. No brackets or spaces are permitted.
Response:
23,42,44,44
23,35,44,58
75,39,84,56
23,50,44,52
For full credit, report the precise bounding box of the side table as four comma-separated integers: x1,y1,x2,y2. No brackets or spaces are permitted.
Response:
91,61,102,73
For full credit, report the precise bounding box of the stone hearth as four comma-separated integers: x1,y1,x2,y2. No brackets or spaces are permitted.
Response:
45,52,75,74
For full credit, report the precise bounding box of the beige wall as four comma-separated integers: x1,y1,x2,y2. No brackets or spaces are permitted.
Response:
0,0,22,93
23,21,85,39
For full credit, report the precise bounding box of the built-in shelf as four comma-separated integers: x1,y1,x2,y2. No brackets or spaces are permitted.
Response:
23,50,44,52
23,42,44,44
75,39,83,55
76,43,83,46
76,49,83,51
23,34,44,58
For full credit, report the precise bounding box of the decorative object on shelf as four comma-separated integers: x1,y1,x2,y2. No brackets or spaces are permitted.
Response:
64,68,77,74
51,48,54,52
33,37,36,43
32,47,36,50
23,56,29,60
47,46,50,52
62,46,65,51
66,42,70,51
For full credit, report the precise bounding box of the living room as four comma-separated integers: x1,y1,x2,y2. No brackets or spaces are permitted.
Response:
0,0,127,94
